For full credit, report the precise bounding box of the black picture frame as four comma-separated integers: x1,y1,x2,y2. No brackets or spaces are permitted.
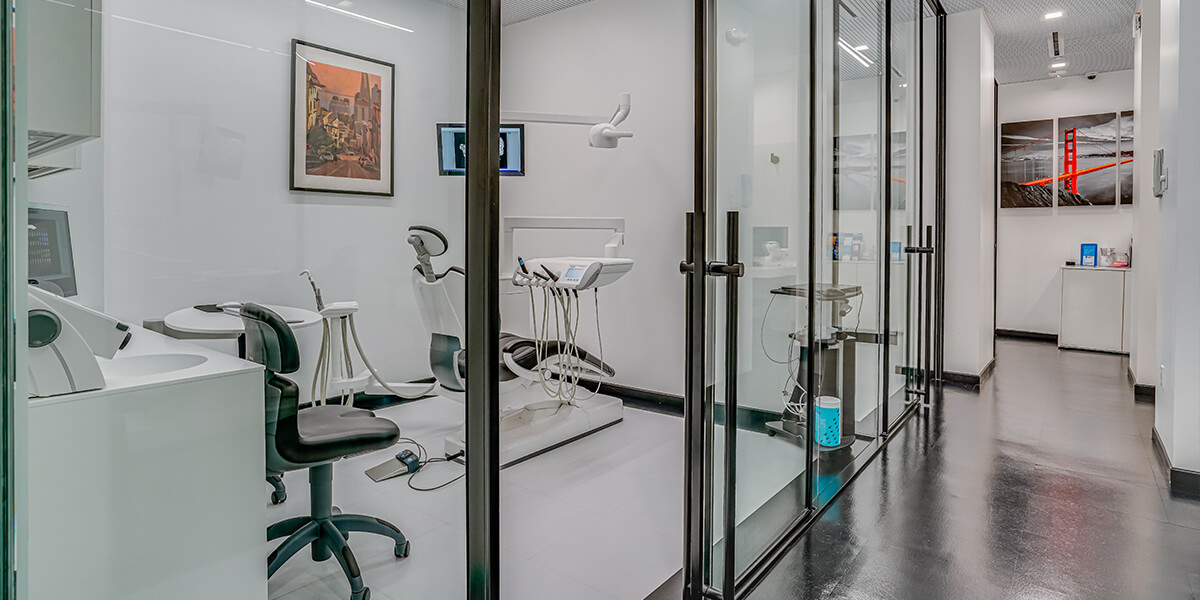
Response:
290,39,396,196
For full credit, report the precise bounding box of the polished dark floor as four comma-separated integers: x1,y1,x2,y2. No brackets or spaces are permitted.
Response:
748,338,1200,600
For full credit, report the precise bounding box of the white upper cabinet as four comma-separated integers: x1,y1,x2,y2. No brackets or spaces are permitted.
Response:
28,0,101,159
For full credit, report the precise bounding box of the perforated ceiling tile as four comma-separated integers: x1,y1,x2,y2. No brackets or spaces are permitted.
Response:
428,0,597,26
941,0,1137,84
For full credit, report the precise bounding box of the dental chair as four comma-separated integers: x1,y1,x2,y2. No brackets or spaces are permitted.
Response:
242,304,409,600
406,226,623,466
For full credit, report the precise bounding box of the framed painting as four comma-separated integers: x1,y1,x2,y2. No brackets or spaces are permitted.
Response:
1057,113,1118,207
1118,110,1134,205
1000,119,1055,208
290,40,395,196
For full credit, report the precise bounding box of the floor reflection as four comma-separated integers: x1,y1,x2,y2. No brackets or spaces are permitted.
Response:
749,338,1200,600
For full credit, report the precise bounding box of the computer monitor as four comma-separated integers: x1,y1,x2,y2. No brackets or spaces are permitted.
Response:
28,204,78,297
437,123,525,176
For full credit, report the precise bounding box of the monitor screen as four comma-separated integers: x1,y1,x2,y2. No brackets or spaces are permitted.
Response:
28,205,78,297
437,123,525,176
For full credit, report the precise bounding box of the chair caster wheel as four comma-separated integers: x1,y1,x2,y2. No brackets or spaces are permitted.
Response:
395,541,411,558
271,490,287,505
766,430,776,437
352,588,370,600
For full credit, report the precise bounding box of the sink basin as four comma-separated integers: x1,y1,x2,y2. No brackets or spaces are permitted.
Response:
103,353,209,378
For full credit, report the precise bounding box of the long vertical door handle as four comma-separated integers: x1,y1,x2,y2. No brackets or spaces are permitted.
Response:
719,211,742,598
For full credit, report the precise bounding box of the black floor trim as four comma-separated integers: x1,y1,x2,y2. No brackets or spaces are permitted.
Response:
1152,426,1200,499
995,329,1058,344
939,358,996,390
584,381,684,417
1134,383,1156,404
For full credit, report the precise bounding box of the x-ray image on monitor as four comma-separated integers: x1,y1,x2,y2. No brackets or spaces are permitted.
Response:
28,204,78,297
438,123,525,176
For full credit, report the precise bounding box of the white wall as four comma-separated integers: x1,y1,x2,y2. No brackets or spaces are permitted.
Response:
92,0,467,386
1155,0,1200,473
498,0,693,395
996,71,1135,336
943,9,995,377
1131,1,1160,387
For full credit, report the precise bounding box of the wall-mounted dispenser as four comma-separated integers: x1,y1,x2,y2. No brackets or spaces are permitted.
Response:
1154,148,1168,198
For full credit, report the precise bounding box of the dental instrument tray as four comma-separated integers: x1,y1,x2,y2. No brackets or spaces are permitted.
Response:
771,283,863,301
512,257,634,290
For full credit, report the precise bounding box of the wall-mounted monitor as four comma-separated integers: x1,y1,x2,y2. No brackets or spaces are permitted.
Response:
437,123,525,176
28,204,78,297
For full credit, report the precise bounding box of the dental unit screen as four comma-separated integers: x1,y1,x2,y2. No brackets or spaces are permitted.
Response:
28,206,78,297
437,123,525,176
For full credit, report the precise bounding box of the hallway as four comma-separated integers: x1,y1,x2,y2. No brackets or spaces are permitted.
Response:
749,338,1200,599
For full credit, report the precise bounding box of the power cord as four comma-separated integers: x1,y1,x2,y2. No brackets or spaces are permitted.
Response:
393,437,466,492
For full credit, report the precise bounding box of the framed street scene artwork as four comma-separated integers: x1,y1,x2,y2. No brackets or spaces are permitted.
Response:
291,40,394,196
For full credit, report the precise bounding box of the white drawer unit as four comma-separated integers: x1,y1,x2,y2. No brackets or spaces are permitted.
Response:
1059,266,1129,353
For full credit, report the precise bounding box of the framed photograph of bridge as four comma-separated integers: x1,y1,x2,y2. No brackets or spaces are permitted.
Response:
1000,119,1055,208
1119,111,1135,205
1057,113,1119,207
290,40,395,196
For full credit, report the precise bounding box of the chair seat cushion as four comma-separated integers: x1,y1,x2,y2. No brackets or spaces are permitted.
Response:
282,405,401,464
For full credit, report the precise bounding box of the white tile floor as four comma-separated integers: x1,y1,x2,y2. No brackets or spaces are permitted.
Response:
268,396,806,600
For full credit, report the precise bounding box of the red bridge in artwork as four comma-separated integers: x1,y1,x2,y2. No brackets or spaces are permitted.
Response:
1017,128,1133,188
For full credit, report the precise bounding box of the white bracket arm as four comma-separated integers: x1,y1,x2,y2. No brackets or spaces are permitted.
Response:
500,93,633,149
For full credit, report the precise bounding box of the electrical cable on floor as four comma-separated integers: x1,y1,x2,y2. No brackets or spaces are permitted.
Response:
392,437,465,492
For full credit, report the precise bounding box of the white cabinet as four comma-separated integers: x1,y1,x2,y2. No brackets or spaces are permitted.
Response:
1059,267,1129,353
28,328,267,600
28,0,101,159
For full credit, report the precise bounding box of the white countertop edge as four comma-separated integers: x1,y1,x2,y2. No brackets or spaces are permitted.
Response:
27,364,263,409
1061,265,1132,272
27,323,265,409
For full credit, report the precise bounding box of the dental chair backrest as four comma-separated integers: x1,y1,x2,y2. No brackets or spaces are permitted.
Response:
408,227,467,392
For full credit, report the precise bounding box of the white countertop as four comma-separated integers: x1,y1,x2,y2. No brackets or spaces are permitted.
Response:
1061,265,1132,272
28,324,263,409
164,304,321,336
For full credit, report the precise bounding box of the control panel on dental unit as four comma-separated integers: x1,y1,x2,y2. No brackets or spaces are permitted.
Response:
512,256,633,290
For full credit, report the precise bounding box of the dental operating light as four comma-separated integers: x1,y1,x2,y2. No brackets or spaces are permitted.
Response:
588,92,634,149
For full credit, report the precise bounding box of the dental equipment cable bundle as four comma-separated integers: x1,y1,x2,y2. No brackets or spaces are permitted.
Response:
515,256,610,403
302,271,435,405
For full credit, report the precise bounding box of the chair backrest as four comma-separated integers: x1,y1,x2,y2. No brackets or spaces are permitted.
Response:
240,303,303,468
411,266,468,391
240,303,301,375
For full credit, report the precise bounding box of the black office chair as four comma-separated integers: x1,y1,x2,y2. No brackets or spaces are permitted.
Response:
241,304,409,600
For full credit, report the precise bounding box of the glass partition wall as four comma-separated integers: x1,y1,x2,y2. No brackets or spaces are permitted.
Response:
4,1,942,600
14,1,470,599
687,0,941,598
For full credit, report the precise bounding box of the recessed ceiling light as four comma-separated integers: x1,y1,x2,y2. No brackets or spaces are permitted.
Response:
1051,62,1067,68
853,45,869,51
837,38,873,68
1044,10,1064,20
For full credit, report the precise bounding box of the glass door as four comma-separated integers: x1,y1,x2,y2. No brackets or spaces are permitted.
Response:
684,0,816,597
883,0,932,433
684,1,936,598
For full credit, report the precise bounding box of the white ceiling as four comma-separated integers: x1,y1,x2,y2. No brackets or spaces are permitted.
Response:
941,0,1138,84
429,0,597,26
429,0,1136,84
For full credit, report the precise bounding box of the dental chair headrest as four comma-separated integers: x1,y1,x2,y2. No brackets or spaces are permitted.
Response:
408,226,448,257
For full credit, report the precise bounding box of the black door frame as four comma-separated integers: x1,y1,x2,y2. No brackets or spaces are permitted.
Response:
2,0,17,596
465,0,502,598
